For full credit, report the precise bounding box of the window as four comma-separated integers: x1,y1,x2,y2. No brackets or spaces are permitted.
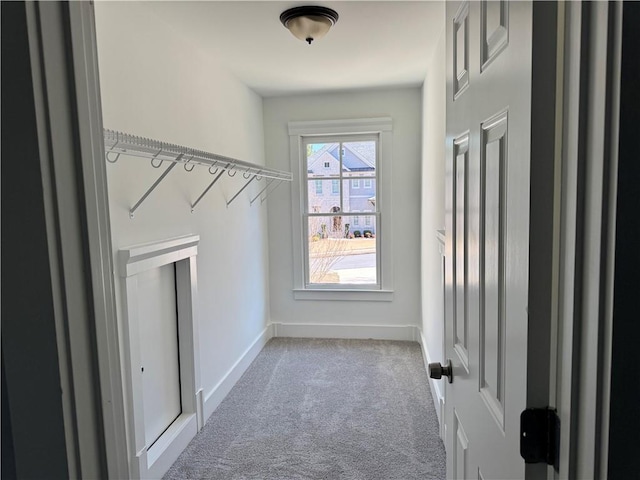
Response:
364,178,372,189
331,179,339,195
315,180,322,195
305,137,376,286
324,161,330,168
288,117,393,300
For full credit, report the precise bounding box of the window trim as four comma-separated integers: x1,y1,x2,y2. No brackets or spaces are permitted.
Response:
288,117,393,301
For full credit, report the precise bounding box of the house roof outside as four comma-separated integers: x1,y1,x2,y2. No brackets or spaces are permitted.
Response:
307,141,375,174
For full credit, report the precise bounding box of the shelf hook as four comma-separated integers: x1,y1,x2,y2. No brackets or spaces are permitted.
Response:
209,164,219,175
227,165,238,177
106,151,121,164
183,155,196,172
150,148,164,168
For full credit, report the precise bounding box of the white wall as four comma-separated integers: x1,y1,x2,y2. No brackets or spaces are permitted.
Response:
264,89,423,335
94,2,270,418
420,28,446,405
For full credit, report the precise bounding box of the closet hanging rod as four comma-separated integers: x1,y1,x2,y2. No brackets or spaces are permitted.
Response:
104,129,292,182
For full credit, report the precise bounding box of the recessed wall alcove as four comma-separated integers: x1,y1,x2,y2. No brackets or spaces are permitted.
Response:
118,234,202,479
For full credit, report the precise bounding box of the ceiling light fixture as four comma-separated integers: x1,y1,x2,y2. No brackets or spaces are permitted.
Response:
280,6,339,45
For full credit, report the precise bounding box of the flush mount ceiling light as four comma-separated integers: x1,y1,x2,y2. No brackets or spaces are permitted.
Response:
280,6,339,45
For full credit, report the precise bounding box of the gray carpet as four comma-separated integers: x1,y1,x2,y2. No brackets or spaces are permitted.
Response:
164,338,445,479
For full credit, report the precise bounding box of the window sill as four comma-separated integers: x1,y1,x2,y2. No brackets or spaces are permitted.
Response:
293,289,394,302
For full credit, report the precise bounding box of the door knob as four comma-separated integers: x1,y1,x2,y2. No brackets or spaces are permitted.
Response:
429,360,453,383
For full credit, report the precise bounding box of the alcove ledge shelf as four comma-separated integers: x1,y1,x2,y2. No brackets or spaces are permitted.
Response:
103,129,292,217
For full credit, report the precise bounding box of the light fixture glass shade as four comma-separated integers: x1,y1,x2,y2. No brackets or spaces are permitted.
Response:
286,15,332,43
280,6,339,44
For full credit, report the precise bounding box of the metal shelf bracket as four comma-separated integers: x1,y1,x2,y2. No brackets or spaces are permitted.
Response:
226,174,259,207
249,178,275,205
129,154,182,218
191,164,229,213
260,179,285,205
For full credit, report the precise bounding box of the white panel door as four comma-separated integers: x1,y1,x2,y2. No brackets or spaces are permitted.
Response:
137,263,182,447
443,1,533,478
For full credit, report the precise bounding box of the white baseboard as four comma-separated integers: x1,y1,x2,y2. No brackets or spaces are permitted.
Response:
203,324,274,421
144,413,197,480
417,327,445,438
271,322,419,341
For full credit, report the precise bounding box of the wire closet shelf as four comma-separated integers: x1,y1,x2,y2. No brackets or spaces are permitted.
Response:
103,129,291,216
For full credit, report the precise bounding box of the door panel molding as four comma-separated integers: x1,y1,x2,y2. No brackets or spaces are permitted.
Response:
454,409,469,480
454,2,470,98
481,0,509,71
453,133,470,370
479,110,508,431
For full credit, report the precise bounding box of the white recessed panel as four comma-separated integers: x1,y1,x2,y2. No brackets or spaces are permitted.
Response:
453,2,470,98
481,0,509,71
453,133,470,369
454,410,469,480
480,111,507,429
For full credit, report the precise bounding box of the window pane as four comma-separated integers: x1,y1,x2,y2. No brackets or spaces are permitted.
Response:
342,141,376,178
306,142,340,178
342,179,376,213
308,215,377,285
307,180,342,212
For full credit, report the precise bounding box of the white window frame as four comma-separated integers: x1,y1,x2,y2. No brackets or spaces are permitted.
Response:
288,117,393,301
352,179,360,189
364,178,373,189
314,179,322,195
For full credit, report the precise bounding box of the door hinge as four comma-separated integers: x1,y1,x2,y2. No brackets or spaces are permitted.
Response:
520,407,560,472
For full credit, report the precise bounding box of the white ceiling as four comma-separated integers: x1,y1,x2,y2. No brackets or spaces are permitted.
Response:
147,1,445,97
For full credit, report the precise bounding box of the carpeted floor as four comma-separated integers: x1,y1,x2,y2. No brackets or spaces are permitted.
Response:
164,338,445,479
